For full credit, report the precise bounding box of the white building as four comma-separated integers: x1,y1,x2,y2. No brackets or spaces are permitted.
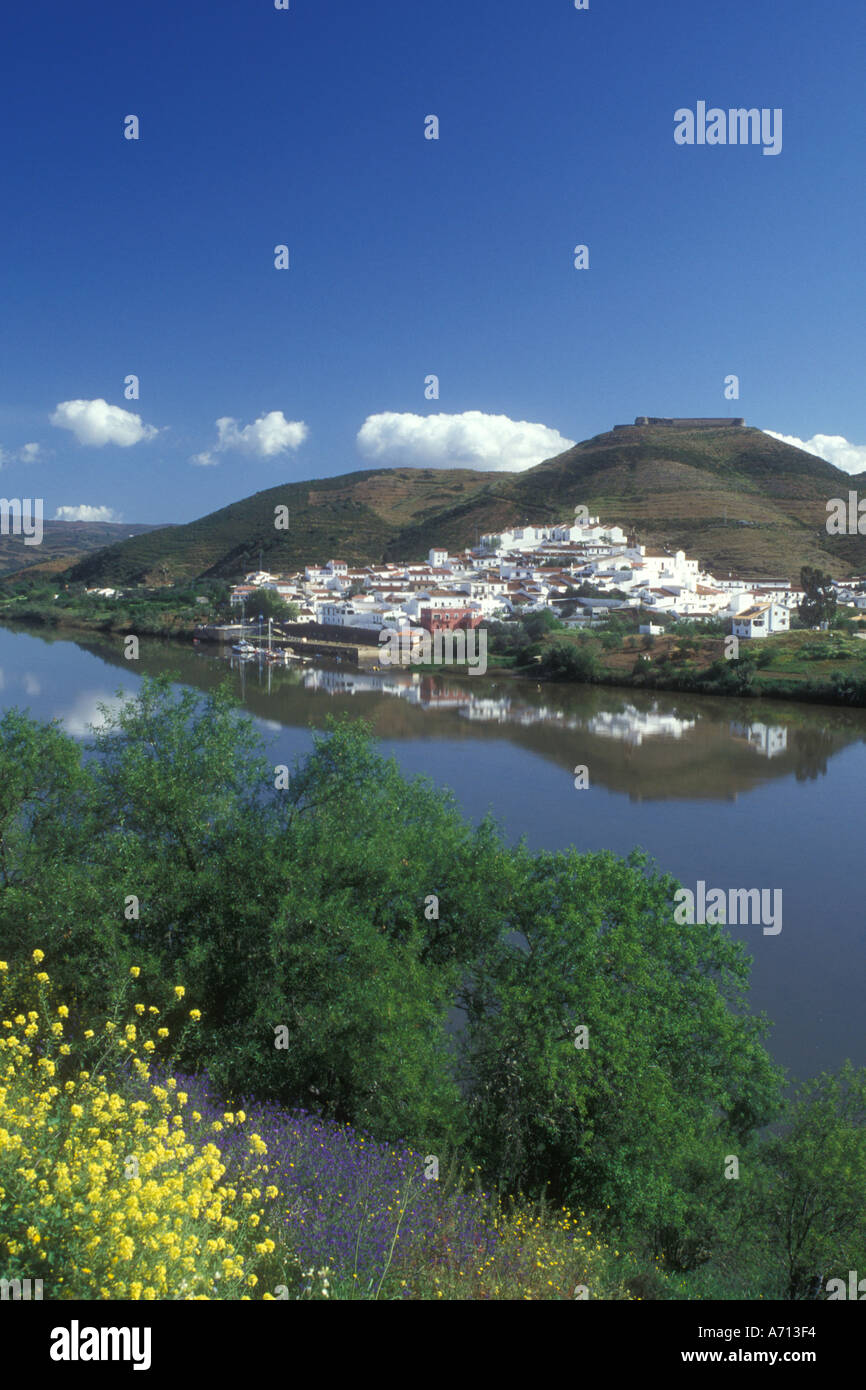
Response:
731,721,789,758
403,591,480,620
634,549,700,586
587,704,695,746
317,599,409,630
731,602,790,639
261,582,297,600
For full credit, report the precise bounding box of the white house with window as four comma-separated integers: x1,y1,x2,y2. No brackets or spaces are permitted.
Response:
731,721,789,758
731,602,790,639
317,599,409,630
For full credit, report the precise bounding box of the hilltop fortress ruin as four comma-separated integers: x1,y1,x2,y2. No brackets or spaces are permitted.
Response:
615,416,746,430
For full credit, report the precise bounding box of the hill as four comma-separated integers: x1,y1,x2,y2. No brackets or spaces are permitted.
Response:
0,521,165,580
388,422,866,578
65,422,866,585
66,469,493,585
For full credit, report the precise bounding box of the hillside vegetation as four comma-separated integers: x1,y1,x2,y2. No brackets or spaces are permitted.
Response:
66,424,866,586
66,469,492,586
0,520,162,579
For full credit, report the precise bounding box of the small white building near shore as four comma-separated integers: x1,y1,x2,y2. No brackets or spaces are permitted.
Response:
731,602,790,639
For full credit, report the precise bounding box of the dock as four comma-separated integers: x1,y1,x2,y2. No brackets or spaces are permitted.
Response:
194,623,381,668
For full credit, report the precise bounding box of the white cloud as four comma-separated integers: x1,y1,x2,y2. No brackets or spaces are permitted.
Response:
57,691,129,739
356,411,575,472
54,505,120,523
763,430,866,475
0,442,43,465
50,399,158,448
191,410,308,466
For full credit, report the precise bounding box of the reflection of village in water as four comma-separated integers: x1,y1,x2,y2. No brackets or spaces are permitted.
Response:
285,663,789,759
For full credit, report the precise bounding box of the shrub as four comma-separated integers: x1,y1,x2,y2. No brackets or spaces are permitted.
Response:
0,952,296,1300
538,641,601,682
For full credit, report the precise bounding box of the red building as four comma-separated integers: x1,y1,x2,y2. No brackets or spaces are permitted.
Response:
418,606,482,633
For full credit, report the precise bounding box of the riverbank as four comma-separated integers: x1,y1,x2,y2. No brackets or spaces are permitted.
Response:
406,632,866,707
5,606,866,708
0,606,201,640
514,627,866,709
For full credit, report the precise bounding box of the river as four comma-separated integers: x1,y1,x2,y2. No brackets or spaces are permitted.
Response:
2,622,863,1083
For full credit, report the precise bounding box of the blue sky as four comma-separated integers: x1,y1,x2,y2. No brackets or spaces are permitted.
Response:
1,0,864,524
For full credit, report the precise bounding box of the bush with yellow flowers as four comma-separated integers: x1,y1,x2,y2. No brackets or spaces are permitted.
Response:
0,950,297,1299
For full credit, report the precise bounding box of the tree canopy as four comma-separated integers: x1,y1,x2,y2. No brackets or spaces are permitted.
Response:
0,675,860,1288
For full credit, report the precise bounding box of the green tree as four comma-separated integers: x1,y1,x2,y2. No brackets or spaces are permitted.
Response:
798,567,837,628
460,847,783,1246
521,609,563,641
747,1064,866,1298
169,715,502,1139
0,710,118,1006
0,687,793,1247
86,695,504,1144
538,640,601,682
599,627,624,652
245,589,299,623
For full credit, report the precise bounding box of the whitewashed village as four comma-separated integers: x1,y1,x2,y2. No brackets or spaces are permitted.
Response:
222,511,825,642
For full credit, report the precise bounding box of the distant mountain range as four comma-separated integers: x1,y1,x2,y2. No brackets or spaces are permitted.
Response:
62,422,866,586
0,521,165,579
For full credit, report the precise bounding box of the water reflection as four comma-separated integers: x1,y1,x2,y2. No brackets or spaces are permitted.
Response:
7,626,866,803
195,644,866,801
3,623,866,1077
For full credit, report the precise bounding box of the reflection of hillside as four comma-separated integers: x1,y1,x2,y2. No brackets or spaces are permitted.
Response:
63,633,866,803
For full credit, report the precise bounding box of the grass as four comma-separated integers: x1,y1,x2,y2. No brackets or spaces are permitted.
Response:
511,625,866,706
